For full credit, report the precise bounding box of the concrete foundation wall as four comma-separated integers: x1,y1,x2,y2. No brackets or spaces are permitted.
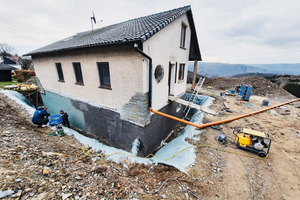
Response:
42,90,184,156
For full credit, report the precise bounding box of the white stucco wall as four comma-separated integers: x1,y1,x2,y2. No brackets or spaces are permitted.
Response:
32,13,193,112
33,45,146,109
144,13,191,110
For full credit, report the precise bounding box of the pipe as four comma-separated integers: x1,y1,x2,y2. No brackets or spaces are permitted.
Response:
130,139,141,156
150,98,300,129
134,44,152,108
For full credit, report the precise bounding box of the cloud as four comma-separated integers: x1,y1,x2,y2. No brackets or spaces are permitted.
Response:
0,0,300,63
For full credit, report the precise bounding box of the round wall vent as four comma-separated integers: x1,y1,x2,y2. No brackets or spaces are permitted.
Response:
154,65,164,83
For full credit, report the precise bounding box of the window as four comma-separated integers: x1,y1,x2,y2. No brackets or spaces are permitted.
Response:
56,63,64,82
73,62,84,85
154,65,164,83
97,62,111,89
180,23,187,48
178,64,185,81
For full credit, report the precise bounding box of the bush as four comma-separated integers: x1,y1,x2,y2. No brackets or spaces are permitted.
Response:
283,84,300,98
15,70,36,82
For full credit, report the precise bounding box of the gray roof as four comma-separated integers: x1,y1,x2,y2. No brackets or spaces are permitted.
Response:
0,64,17,70
25,5,201,60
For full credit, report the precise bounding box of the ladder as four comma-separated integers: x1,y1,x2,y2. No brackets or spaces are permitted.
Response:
183,77,205,120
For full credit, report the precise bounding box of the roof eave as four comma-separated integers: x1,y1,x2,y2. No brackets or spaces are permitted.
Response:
24,40,142,57
187,10,202,61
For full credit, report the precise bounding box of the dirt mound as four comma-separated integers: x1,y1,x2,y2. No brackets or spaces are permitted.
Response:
203,76,295,98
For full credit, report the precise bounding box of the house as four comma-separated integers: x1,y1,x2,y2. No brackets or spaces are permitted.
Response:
0,64,17,81
0,56,22,70
24,5,201,156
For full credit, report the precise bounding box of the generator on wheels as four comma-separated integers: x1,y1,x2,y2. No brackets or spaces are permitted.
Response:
233,126,271,157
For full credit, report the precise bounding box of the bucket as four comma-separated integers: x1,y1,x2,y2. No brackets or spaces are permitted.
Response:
262,99,269,106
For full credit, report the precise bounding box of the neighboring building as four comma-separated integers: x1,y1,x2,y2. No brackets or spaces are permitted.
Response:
0,56,22,70
24,5,201,155
0,64,17,81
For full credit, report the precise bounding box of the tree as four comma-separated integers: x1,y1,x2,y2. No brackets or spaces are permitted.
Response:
284,84,300,98
19,56,34,70
0,43,14,56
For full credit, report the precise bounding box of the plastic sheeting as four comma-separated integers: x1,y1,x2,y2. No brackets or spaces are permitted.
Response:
0,90,36,116
63,95,213,173
130,139,141,156
1,90,214,173
0,190,14,198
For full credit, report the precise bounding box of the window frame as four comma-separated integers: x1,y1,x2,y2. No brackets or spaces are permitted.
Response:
180,22,187,48
178,63,185,81
72,62,84,85
55,63,64,82
97,62,111,90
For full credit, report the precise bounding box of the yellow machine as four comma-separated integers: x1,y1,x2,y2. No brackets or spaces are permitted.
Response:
234,127,271,157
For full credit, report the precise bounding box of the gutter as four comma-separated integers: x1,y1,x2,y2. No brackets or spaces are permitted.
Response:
134,44,152,108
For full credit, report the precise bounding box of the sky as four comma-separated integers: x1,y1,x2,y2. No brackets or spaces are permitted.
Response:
1,0,300,64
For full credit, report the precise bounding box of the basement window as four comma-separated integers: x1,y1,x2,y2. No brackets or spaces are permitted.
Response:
180,22,187,48
55,63,64,82
178,64,185,81
97,62,111,89
73,62,84,85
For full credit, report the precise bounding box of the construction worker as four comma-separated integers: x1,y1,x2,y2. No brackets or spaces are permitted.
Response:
32,106,51,127
60,110,70,128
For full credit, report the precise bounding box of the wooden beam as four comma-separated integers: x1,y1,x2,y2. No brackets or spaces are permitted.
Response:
168,96,216,115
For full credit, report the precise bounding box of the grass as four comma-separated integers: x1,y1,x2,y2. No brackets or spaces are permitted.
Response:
0,77,22,89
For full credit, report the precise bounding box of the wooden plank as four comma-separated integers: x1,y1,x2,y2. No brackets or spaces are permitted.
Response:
168,96,217,115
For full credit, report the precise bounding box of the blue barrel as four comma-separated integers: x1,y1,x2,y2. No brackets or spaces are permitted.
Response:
49,114,63,126
246,85,253,91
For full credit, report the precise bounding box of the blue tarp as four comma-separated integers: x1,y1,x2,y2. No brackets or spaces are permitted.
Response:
49,114,63,126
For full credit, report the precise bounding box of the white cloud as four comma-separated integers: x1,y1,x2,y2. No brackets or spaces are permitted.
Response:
0,0,300,63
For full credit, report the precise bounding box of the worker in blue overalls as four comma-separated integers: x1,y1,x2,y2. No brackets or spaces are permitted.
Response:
32,106,51,127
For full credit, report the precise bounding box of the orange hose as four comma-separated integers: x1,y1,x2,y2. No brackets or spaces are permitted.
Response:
149,98,300,129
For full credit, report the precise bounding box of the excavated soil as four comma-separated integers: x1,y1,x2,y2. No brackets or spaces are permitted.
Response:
1,76,300,199
202,76,295,99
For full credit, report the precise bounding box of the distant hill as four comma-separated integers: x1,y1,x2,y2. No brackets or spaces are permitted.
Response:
188,62,300,77
247,64,300,75
231,72,276,78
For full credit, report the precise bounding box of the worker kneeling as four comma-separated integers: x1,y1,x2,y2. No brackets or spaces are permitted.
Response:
32,106,51,127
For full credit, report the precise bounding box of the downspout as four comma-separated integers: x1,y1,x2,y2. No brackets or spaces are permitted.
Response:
134,43,152,108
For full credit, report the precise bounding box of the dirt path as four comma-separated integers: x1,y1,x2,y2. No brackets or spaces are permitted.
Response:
187,88,300,200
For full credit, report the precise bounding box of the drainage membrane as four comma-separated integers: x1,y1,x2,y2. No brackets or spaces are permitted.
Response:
1,90,213,173
1,90,36,116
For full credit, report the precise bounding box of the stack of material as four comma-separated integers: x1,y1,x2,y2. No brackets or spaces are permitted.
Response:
3,84,38,90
